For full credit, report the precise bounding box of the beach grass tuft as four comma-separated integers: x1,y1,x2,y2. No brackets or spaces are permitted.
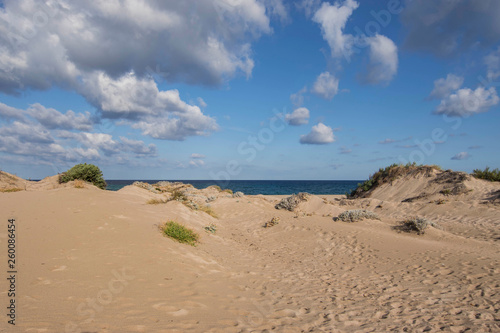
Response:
147,198,169,205
161,221,199,246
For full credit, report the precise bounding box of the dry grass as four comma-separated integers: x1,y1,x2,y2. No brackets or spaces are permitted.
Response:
335,209,380,223
198,205,218,218
73,179,85,188
146,198,169,205
0,188,22,193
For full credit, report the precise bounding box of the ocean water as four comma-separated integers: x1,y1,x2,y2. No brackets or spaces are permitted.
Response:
106,180,362,195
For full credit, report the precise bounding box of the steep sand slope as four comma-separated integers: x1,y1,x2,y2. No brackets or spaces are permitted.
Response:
0,185,498,332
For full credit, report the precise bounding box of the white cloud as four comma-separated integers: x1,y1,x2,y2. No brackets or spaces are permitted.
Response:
27,103,93,131
189,159,205,167
197,97,207,108
379,138,396,144
0,0,278,93
119,137,157,156
0,121,53,143
300,123,335,144
434,86,499,117
191,153,206,159
312,72,339,99
83,71,218,141
0,102,25,120
485,46,500,81
429,74,464,100
285,107,310,126
363,34,398,85
451,152,470,160
290,86,307,107
312,0,359,60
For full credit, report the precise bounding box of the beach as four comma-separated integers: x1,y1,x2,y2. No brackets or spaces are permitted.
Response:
0,168,499,332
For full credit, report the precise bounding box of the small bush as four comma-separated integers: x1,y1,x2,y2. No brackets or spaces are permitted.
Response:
335,209,380,223
263,217,280,228
59,163,107,190
161,221,199,246
204,224,217,234
472,167,500,182
394,217,439,235
275,193,309,211
223,189,233,194
171,190,187,201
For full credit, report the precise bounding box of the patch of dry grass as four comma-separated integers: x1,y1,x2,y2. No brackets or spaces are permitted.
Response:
73,179,85,188
146,198,169,205
198,205,218,218
0,188,22,193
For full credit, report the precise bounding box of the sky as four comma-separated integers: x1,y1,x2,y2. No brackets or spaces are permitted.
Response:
0,0,499,181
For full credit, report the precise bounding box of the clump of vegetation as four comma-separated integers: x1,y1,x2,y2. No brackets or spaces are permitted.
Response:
275,193,309,211
349,163,441,198
171,190,187,201
73,179,85,188
160,221,199,246
223,188,233,195
204,224,217,234
59,163,107,190
472,167,500,182
198,205,218,218
147,198,169,205
263,217,280,228
394,217,440,235
0,188,22,193
335,209,380,223
208,185,222,191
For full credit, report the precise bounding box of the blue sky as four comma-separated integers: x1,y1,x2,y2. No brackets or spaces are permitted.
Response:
0,0,499,180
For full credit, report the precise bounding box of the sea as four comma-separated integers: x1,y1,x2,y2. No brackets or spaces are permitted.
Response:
105,180,362,195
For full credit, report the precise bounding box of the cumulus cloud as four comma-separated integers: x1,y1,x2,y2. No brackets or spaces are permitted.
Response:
485,46,500,81
285,107,310,126
434,86,499,117
0,102,25,120
27,103,93,131
0,0,281,94
401,0,500,57
290,86,307,107
429,74,464,100
0,101,157,166
82,72,218,140
191,153,206,159
362,34,398,85
451,152,470,160
312,0,359,60
300,123,335,144
312,72,339,99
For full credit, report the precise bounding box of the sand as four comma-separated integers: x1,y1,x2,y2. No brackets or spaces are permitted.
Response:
0,171,499,332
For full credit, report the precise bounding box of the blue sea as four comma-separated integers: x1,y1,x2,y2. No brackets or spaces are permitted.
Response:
105,180,361,195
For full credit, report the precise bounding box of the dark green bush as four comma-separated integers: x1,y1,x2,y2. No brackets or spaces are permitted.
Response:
472,167,500,182
59,163,107,189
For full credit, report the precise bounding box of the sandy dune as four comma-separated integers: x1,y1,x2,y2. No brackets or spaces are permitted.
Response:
0,173,499,332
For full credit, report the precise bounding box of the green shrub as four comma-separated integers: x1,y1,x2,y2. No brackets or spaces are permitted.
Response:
59,163,107,189
161,221,199,246
472,167,500,182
